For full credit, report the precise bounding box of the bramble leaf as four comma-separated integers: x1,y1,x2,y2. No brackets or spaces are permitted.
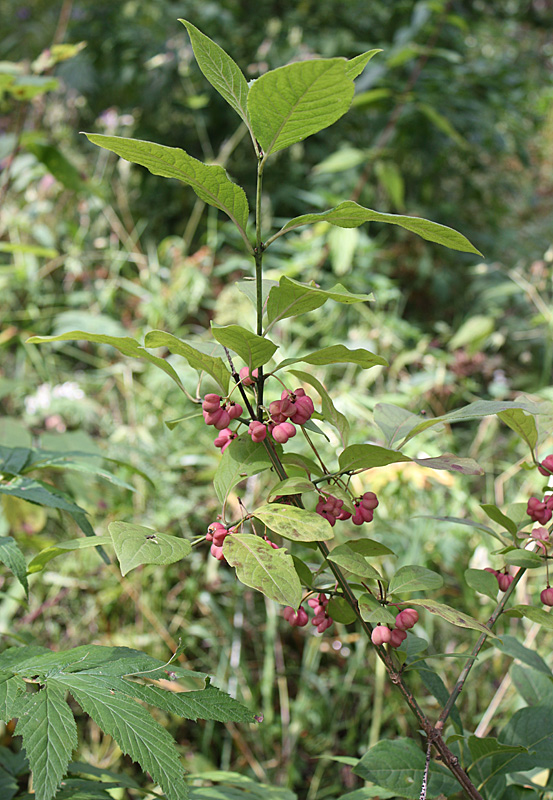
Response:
83,134,250,245
345,50,382,79
248,59,354,155
223,534,302,606
109,522,191,576
0,536,28,594
252,504,334,542
274,200,482,254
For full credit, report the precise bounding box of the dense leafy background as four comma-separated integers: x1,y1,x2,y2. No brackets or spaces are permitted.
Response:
1,0,552,797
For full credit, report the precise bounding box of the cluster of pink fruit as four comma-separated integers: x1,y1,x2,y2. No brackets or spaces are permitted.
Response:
526,455,553,523
206,521,234,561
371,608,419,648
283,592,333,633
316,491,378,527
484,567,514,592
202,374,315,451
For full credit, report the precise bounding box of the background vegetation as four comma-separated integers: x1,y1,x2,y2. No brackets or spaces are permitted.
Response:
1,0,552,797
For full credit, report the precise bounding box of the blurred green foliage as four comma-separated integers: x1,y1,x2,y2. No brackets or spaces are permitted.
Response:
0,0,553,797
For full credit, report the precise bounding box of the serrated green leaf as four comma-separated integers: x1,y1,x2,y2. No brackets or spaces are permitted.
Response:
267,478,316,501
248,59,354,155
144,330,230,394
108,522,191,576
481,504,518,535
467,735,528,767
275,345,387,371
288,370,349,447
129,682,254,724
54,674,187,800
345,50,382,79
464,568,498,601
213,436,273,505
27,330,185,393
354,738,459,799
179,20,251,130
266,276,371,326
498,408,538,452
388,565,443,595
253,503,333,542
223,534,301,606
275,200,482,254
0,673,25,723
211,325,277,368
358,594,395,625
0,537,28,594
14,682,78,800
338,444,411,472
406,599,497,637
27,537,112,574
83,134,250,245
0,446,32,474
327,544,381,580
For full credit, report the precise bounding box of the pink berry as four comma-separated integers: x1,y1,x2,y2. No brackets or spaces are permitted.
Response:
497,573,514,592
248,421,267,443
283,605,308,627
527,496,553,525
540,587,553,606
538,455,553,476
239,367,258,386
272,422,296,444
202,394,222,412
395,608,419,631
361,492,379,511
210,544,225,561
316,617,333,633
213,410,231,430
227,402,243,420
389,629,408,648
371,626,392,646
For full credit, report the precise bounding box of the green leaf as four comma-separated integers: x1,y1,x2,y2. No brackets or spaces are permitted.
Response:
252,504,333,542
83,134,250,245
27,330,185,393
0,446,32,474
373,404,423,449
327,544,382,580
248,58,354,155
496,634,552,675
144,330,230,394
275,200,482,254
223,534,302,606
288,370,349,447
504,550,542,568
210,325,278,369
464,568,498,601
345,50,382,80
498,408,538,452
327,597,357,624
14,682,78,800
467,735,528,767
419,515,505,544
0,476,85,514
338,444,411,472
511,665,553,707
494,706,553,775
508,605,553,630
388,565,443,595
267,477,316,501
0,673,26,723
481,504,518,535
213,436,273,505
412,453,484,476
0,537,28,594
54,675,187,800
406,599,497,637
399,398,546,447
27,537,112,574
128,682,254,724
275,345,387,371
349,538,396,557
179,20,251,130
108,522,191,577
358,594,396,625
354,738,459,799
266,276,371,326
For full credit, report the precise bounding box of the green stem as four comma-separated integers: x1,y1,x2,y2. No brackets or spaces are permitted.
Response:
255,158,265,413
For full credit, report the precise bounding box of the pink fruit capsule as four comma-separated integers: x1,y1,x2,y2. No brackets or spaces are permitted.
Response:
496,573,514,592
371,626,392,646
389,629,408,648
538,455,553,476
249,421,267,443
395,609,419,631
213,410,231,430
540,587,553,606
239,367,258,386
227,403,243,420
